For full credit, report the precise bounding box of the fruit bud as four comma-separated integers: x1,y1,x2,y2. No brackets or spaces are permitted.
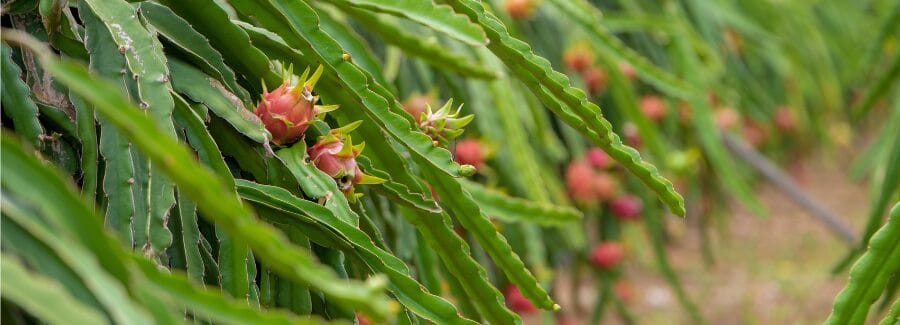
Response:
742,120,767,148
454,138,486,170
586,148,614,169
504,285,537,314
610,194,643,221
564,44,593,73
418,99,474,146
590,241,623,269
640,95,667,122
308,121,385,200
255,65,338,145
623,122,641,148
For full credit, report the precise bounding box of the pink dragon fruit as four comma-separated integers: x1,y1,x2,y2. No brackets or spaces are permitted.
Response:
255,65,338,145
610,194,643,221
566,159,597,203
453,138,486,169
640,95,667,122
586,148,614,169
590,241,624,270
583,66,607,95
308,121,384,199
504,285,537,314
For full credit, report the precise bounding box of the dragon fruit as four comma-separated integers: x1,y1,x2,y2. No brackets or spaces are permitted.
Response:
453,138,485,169
590,241,623,270
584,66,607,95
640,95,667,121
618,61,637,80
564,44,593,73
610,194,643,221
308,121,384,199
774,105,796,131
255,65,339,145
415,99,474,146
504,0,535,20
566,159,597,203
586,148,614,169
504,285,537,314
402,92,434,122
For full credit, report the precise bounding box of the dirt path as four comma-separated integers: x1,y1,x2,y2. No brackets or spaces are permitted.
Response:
543,151,875,324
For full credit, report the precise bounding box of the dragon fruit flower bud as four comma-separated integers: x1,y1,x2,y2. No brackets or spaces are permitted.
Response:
255,65,339,145
610,194,643,221
308,121,385,199
418,99,474,146
590,241,624,270
640,95,667,122
504,285,537,314
586,148,614,169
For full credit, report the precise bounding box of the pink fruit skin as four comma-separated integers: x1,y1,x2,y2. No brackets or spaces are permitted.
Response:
590,242,623,269
564,47,593,73
256,83,317,145
308,139,364,191
593,172,618,202
402,94,431,122
584,67,607,95
566,159,597,202
640,95,667,121
454,139,484,169
505,285,538,314
610,195,642,220
505,0,534,19
714,107,740,130
586,148,614,169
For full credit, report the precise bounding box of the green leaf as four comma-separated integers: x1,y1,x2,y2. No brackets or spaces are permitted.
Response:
418,164,558,312
237,180,479,324
5,36,390,320
229,0,464,178
333,4,497,79
324,0,486,45
461,180,581,226
168,58,272,145
1,44,44,148
826,203,900,325
0,253,107,325
444,0,686,217
139,1,251,103
133,257,328,325
157,0,281,90
276,143,360,226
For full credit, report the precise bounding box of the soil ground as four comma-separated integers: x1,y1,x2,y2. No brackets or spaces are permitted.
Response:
531,149,883,324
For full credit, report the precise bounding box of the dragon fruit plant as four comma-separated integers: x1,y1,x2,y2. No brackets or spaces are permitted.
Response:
1,1,893,325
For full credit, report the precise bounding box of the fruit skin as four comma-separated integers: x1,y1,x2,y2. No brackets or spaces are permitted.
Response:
505,0,535,20
623,122,641,148
583,66,607,95
308,121,384,197
590,242,624,269
566,159,598,203
505,285,538,314
402,93,433,122
640,95,667,122
453,138,485,169
774,105,797,131
714,106,741,130
593,172,618,202
564,44,593,73
255,65,336,145
586,148,614,169
610,194,643,221
618,61,637,80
